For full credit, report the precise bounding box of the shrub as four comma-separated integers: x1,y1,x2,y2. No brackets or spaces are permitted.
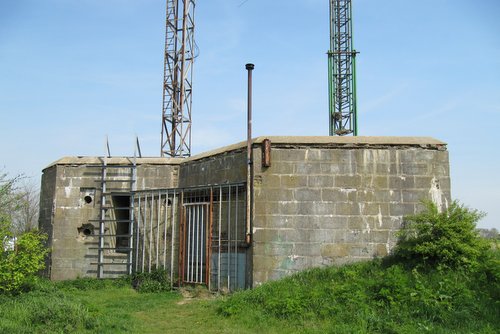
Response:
393,200,489,270
0,226,49,293
131,269,171,293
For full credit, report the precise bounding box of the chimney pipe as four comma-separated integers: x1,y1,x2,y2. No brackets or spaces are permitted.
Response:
245,63,254,245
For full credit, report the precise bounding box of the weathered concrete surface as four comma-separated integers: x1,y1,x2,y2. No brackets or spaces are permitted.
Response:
251,138,450,286
40,136,451,286
39,158,180,280
179,149,247,188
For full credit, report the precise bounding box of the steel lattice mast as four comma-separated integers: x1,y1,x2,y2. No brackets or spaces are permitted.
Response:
161,0,196,157
328,0,358,136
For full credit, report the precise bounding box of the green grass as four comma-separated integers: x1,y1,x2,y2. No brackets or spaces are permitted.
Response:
1,254,498,334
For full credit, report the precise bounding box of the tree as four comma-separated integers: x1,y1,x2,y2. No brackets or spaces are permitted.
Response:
393,200,489,270
10,180,40,234
0,171,40,235
0,170,21,224
0,170,48,293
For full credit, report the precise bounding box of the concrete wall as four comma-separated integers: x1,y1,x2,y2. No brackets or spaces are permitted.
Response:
250,137,450,285
39,157,180,280
179,149,247,187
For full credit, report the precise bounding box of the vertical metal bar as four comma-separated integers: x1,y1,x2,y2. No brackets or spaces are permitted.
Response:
157,191,161,268
142,194,147,273
207,187,213,290
217,186,222,291
193,205,200,281
193,205,197,282
200,204,205,283
235,187,238,289
170,192,176,287
190,206,196,282
185,206,191,281
163,191,168,270
227,185,231,290
179,191,185,285
149,193,153,273
136,196,141,272
201,204,205,283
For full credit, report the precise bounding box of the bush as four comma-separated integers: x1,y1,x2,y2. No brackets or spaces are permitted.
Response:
0,225,49,294
393,200,489,270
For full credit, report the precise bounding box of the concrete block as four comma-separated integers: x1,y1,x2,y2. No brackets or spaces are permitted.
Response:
335,202,360,216
305,149,323,161
279,201,300,215
322,188,356,202
321,243,350,258
293,242,321,257
361,175,388,189
275,149,306,162
252,255,281,271
298,201,334,216
388,175,415,189
294,162,322,175
293,188,322,201
317,216,348,230
279,228,308,243
401,190,427,203
389,203,415,216
266,162,294,174
261,174,281,189
320,163,341,174
401,164,429,176
281,175,308,188
308,175,334,188
335,175,361,188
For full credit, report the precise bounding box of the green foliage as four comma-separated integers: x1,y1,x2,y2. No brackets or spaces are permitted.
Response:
0,227,49,293
131,268,171,293
393,200,489,270
0,256,498,333
219,256,500,333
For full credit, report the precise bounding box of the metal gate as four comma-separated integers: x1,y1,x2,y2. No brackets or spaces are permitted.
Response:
133,183,247,291
181,203,209,284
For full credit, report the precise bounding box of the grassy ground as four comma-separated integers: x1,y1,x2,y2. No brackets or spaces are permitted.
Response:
1,253,498,334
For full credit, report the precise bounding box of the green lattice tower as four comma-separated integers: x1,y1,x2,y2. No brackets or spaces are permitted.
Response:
328,0,358,136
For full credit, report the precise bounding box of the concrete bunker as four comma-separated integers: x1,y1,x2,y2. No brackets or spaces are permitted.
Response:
39,136,451,290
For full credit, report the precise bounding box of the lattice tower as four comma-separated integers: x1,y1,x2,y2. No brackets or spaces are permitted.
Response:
161,0,196,157
328,0,358,136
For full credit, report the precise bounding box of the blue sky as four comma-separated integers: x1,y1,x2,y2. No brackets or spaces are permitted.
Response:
1,0,499,229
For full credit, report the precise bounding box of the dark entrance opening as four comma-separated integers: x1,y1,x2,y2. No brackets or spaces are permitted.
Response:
112,195,131,253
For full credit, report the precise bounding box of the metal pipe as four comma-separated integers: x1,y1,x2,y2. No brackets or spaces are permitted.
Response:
228,185,231,290
136,196,141,272
149,193,153,272
217,187,222,290
157,191,161,268
163,192,168,269
170,192,176,288
245,63,254,245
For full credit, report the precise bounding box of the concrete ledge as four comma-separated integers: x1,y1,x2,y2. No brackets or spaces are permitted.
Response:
45,136,447,169
185,136,447,162
44,156,183,170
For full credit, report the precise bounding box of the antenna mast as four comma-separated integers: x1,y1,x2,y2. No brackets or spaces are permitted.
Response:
328,0,358,136
161,0,196,157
